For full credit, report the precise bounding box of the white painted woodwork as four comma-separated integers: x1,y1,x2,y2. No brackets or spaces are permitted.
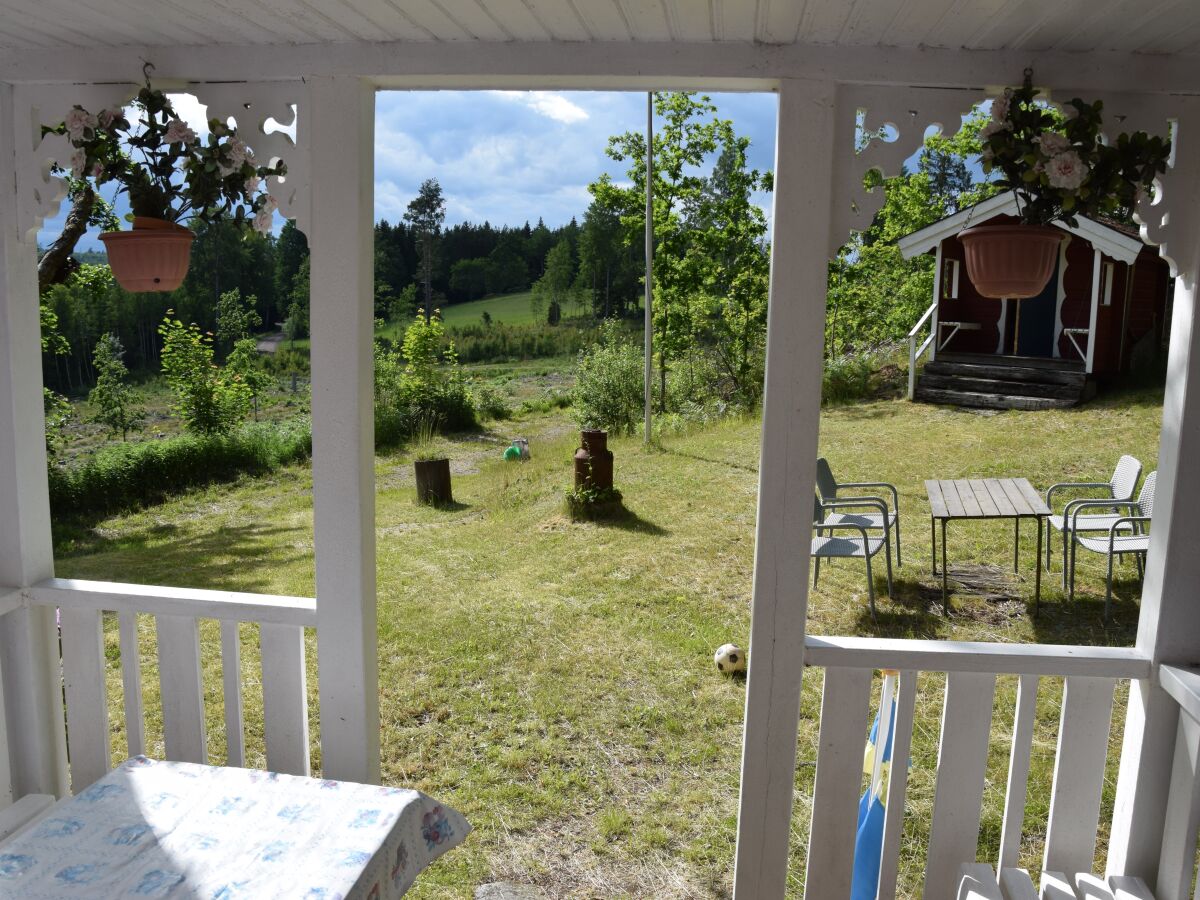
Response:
1043,872,1080,900
1001,868,1041,900
1044,677,1116,877
878,670,918,900
0,793,53,843
260,624,310,776
308,75,379,784
155,615,207,764
0,590,21,618
1108,875,1155,900
1159,665,1200,726
803,667,872,900
1109,108,1200,884
1076,873,1116,900
926,671,997,898
804,635,1150,679
1,0,1200,56
960,863,1005,900
59,608,111,791
1000,675,1039,871
931,243,944,363
220,621,244,768
1086,249,1103,373
0,646,7,809
1154,712,1200,900
0,80,68,801
32,578,317,627
118,613,144,759
733,77,834,900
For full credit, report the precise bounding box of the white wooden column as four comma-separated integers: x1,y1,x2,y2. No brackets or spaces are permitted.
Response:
732,77,835,900
1108,111,1200,881
307,76,380,784
0,81,69,800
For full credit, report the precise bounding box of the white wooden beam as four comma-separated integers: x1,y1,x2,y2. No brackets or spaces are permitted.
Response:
732,77,834,900
1086,248,1102,374
5,41,1200,95
1108,114,1200,883
308,75,380,785
0,81,68,802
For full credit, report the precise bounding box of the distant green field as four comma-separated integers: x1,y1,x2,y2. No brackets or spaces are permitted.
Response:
436,291,539,327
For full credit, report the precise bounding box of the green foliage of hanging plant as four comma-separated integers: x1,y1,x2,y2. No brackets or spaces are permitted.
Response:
979,70,1171,227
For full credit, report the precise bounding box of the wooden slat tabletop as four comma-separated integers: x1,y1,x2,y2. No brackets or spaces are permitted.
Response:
926,478,1050,519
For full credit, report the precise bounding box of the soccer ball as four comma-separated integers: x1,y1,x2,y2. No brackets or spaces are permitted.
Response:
714,643,747,674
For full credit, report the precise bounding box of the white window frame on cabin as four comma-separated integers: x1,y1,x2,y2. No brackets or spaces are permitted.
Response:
941,257,960,300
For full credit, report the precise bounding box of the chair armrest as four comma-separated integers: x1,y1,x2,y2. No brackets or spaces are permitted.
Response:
839,481,899,510
1063,495,1127,520
1070,500,1140,531
1110,516,1151,535
1047,481,1113,509
821,497,889,518
814,522,872,544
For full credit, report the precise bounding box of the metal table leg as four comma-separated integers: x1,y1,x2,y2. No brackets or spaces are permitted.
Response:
930,516,937,577
1014,518,1020,572
1035,516,1042,616
941,517,949,615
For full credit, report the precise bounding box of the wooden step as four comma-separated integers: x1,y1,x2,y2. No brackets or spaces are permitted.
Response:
918,374,1085,400
937,351,1086,372
914,386,1078,411
925,359,1087,386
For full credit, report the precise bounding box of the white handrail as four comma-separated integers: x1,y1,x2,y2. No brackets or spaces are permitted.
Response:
908,300,938,400
804,634,1151,678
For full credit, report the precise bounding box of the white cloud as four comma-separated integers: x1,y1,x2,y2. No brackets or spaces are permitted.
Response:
488,90,589,124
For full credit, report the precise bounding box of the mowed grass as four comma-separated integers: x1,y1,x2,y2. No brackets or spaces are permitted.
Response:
53,382,1164,898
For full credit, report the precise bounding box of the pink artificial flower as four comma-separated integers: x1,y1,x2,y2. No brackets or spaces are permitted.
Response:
1036,132,1072,156
97,108,123,129
260,194,278,214
64,107,98,143
991,91,1011,122
164,119,197,145
227,137,248,167
69,148,87,178
978,120,1012,140
253,207,273,234
1045,151,1089,191
90,161,104,179
245,175,261,195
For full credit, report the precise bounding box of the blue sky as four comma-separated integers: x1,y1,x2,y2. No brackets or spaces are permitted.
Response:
40,90,778,251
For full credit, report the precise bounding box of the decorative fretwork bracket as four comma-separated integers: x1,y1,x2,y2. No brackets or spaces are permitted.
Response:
13,79,309,244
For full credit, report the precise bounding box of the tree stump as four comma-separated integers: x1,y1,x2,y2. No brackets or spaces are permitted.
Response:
414,458,453,506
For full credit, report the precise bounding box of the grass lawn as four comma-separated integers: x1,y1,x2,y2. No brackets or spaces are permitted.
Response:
53,382,1164,898
438,290,541,327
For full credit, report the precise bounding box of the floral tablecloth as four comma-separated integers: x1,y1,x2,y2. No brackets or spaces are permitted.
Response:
0,756,469,898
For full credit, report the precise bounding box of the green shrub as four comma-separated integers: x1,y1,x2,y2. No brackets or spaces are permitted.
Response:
519,388,572,416
48,420,311,518
473,382,513,421
822,349,879,405
158,313,252,435
448,322,593,364
571,321,645,436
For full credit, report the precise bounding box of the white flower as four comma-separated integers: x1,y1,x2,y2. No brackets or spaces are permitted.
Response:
1036,132,1072,156
218,162,238,178
253,207,273,234
64,107,97,143
991,91,1011,122
244,175,261,195
97,108,123,129
227,137,248,167
90,161,104,179
260,194,278,214
69,148,87,178
164,119,197,145
1045,151,1089,190
978,120,1013,140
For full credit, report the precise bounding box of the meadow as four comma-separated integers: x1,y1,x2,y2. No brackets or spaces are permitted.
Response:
51,365,1164,898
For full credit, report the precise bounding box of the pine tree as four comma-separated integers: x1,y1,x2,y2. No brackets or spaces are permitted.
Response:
88,333,144,441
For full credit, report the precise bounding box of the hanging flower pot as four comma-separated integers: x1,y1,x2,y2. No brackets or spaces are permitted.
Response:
100,217,195,292
958,224,1064,299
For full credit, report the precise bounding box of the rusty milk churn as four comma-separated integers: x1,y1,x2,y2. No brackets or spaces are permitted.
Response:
574,429,613,490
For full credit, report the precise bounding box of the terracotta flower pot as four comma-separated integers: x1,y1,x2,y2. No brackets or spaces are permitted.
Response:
99,217,195,293
959,224,1064,299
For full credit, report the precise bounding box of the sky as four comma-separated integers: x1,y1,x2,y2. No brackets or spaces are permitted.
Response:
39,90,779,251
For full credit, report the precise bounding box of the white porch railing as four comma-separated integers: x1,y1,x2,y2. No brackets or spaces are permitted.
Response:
800,636,1151,899
1155,665,1200,899
907,300,938,400
0,578,316,799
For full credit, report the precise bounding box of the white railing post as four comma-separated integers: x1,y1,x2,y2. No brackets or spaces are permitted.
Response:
930,243,943,362
307,75,380,784
0,81,68,803
1109,101,1200,883
732,77,834,900
1086,248,1102,373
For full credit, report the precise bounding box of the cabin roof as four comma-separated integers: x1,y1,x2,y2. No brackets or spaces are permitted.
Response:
897,191,1148,265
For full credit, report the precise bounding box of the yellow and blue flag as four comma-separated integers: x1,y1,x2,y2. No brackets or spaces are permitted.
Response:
851,671,899,900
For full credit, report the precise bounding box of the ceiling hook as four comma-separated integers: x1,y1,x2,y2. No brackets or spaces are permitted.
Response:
142,60,155,89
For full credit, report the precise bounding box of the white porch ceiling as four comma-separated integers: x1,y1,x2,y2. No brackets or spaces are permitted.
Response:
1,0,1199,55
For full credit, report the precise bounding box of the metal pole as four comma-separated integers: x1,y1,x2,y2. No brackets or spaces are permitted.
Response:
644,91,654,444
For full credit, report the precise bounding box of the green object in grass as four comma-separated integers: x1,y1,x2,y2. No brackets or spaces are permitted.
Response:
504,445,521,461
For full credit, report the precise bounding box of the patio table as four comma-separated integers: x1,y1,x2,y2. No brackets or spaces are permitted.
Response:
926,477,1051,615
0,756,469,898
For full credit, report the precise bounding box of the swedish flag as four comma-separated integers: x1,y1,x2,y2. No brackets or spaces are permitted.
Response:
851,671,899,900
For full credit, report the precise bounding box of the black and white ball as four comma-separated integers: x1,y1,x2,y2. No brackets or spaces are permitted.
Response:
714,643,747,674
